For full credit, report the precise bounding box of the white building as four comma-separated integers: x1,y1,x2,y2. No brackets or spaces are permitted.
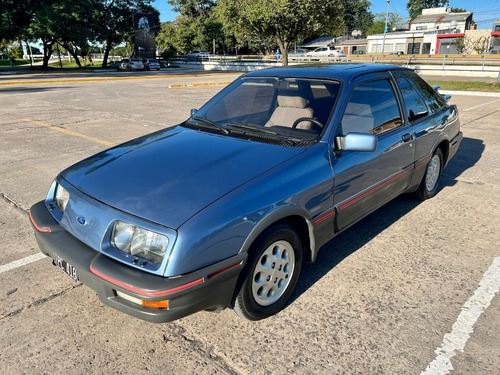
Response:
367,7,473,55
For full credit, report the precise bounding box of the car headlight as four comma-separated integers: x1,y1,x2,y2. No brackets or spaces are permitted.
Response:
54,183,70,213
111,221,168,264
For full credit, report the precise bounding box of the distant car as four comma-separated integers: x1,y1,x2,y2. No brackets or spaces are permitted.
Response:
187,50,210,60
117,58,144,71
306,47,346,60
158,59,168,68
390,51,405,56
142,58,161,71
30,64,462,323
288,49,308,60
352,50,366,55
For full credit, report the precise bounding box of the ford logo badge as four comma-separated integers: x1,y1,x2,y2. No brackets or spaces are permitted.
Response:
76,216,87,226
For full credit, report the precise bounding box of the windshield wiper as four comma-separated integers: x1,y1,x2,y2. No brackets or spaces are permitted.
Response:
226,123,280,135
226,123,300,145
187,116,229,134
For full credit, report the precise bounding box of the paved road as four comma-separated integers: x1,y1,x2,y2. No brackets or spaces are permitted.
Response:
0,71,499,374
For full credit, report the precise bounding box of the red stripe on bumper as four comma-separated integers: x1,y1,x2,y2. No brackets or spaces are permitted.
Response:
90,264,204,297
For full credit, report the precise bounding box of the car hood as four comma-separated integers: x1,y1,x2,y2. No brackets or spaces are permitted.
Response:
61,126,305,229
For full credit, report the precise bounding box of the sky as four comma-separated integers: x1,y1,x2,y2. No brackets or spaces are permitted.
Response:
152,0,500,28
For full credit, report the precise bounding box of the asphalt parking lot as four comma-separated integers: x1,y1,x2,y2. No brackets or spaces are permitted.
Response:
0,70,499,375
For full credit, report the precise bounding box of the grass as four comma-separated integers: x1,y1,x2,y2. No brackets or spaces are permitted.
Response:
427,80,500,92
48,59,103,68
0,58,35,67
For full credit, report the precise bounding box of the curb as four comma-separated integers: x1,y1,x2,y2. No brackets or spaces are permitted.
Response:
0,72,240,86
440,90,500,97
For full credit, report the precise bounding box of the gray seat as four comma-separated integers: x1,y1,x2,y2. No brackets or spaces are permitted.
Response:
341,102,374,134
265,94,314,130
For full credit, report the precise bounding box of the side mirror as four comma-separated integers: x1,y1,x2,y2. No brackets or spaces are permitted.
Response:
190,108,198,116
336,132,377,152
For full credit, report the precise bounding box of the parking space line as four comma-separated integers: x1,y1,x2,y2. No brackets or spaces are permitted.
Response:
0,253,46,275
421,256,500,375
168,81,232,88
24,118,116,147
463,98,500,111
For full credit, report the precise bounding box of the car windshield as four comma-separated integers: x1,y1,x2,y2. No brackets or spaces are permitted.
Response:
184,77,340,145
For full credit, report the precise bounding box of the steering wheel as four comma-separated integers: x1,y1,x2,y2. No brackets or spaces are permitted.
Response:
292,117,324,130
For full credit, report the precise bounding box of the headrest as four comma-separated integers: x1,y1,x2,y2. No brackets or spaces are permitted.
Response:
277,94,308,109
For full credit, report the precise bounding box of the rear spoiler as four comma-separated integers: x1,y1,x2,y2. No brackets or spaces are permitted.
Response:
433,85,451,102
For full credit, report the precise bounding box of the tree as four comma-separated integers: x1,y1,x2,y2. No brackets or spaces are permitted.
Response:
163,1,221,53
94,1,159,67
217,0,345,66
366,12,406,36
453,37,466,54
406,0,449,21
342,0,373,36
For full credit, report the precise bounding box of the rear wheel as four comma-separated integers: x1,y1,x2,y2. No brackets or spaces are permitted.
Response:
417,148,443,200
233,224,303,320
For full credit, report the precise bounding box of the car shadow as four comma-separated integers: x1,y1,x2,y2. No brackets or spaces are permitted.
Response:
0,86,74,94
288,136,484,306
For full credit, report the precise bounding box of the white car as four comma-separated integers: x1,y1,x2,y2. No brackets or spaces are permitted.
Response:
187,50,210,60
306,47,346,61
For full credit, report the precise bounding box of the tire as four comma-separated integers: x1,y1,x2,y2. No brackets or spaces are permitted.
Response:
416,148,443,200
233,224,303,321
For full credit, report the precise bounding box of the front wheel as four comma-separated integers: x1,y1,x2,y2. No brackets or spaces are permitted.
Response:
233,224,303,321
416,148,443,200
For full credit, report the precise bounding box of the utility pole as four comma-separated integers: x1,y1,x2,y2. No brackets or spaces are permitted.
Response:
381,0,391,55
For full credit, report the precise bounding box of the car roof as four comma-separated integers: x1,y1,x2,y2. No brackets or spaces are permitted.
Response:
244,64,409,82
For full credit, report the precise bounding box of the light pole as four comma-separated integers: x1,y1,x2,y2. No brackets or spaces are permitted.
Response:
381,0,391,55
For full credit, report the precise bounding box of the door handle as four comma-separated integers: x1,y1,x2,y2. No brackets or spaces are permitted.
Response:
402,133,412,142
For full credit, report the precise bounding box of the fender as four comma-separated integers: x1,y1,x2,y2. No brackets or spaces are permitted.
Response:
238,205,317,262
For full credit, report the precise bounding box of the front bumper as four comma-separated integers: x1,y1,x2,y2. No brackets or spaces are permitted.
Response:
29,200,246,323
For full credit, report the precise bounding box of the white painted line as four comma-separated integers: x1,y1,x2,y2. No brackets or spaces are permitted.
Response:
463,98,500,111
0,253,46,275
421,256,500,375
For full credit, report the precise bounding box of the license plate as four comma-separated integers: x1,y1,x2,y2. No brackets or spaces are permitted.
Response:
53,252,79,282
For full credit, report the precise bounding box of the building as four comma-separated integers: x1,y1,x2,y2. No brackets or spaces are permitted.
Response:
492,19,500,54
367,7,473,55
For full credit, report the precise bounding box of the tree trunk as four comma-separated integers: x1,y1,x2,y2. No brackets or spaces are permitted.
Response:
41,39,54,69
275,37,289,66
62,42,82,67
102,37,114,68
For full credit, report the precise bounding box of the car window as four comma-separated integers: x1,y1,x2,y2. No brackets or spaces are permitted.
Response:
192,77,340,142
206,80,275,123
396,77,429,122
406,74,446,113
341,79,402,136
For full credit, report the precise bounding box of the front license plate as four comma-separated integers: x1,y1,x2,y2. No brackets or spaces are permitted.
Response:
53,252,79,282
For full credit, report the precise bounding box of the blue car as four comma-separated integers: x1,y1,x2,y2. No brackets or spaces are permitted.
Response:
30,64,462,322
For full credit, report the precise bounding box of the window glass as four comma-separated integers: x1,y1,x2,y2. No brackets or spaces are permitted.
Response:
397,77,429,122
341,79,402,136
193,77,340,141
408,74,446,113
207,80,275,122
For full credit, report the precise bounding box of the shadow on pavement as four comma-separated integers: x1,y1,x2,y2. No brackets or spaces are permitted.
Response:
0,86,74,94
288,136,484,307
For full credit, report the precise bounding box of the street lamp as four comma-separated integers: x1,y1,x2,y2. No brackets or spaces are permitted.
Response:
381,0,391,55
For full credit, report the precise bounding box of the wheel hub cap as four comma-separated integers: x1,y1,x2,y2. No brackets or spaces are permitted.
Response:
251,240,295,306
425,154,441,192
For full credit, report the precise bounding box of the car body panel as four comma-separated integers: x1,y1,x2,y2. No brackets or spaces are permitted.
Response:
60,127,305,230
142,58,161,70
117,58,144,71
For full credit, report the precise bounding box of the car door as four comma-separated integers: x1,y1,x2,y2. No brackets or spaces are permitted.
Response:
332,73,415,231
